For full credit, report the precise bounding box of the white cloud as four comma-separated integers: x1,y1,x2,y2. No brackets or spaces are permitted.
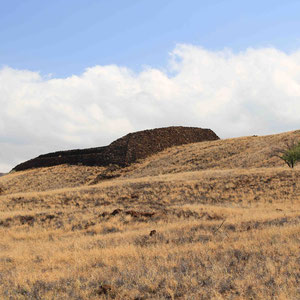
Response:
1,45,300,171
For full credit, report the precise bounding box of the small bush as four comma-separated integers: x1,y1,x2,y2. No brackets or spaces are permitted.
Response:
273,139,300,168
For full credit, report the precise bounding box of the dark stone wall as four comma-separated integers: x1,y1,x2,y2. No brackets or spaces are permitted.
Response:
12,126,219,172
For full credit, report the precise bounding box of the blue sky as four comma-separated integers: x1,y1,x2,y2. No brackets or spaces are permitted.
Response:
2,0,300,171
1,0,300,77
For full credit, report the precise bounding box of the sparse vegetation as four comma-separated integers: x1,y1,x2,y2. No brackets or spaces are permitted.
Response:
0,130,300,299
273,138,300,168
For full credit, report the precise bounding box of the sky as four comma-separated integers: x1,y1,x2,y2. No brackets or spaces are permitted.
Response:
1,0,300,171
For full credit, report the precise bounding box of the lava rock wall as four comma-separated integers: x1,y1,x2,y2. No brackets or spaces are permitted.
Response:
12,126,219,172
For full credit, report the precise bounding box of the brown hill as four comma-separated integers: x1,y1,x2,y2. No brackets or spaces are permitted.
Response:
1,130,300,299
12,126,219,172
124,130,300,178
1,129,299,194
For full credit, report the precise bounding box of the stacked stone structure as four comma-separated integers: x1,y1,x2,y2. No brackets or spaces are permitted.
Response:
12,126,219,172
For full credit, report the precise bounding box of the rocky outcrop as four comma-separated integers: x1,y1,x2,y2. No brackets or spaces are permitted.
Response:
12,126,219,172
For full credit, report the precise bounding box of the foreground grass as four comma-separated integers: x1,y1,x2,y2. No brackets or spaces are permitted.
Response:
1,170,300,299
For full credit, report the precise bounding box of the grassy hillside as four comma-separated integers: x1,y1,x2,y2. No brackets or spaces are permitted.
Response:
1,129,299,195
0,131,300,299
125,130,300,178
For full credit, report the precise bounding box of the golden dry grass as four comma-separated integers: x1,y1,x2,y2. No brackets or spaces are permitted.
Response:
0,131,300,299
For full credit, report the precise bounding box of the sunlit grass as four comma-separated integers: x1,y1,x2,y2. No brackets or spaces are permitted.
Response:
0,130,300,298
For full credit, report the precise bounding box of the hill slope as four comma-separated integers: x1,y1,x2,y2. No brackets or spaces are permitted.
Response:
0,130,300,299
125,130,300,178
1,129,299,194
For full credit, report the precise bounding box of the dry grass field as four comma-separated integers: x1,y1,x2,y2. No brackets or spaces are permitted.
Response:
0,130,300,299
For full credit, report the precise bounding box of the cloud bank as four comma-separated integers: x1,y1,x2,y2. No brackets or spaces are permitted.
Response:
1,44,300,171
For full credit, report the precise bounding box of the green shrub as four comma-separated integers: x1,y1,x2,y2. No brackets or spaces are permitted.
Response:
274,140,300,168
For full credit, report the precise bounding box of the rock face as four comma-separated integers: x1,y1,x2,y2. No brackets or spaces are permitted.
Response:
12,126,219,172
